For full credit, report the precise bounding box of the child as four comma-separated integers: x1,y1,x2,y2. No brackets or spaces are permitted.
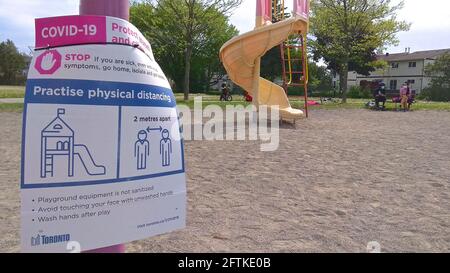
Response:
220,82,229,101
243,90,253,102
399,82,409,111
406,82,413,110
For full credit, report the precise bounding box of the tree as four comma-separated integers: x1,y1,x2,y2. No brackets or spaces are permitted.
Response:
261,47,283,82
260,1,291,82
308,62,333,93
131,0,240,99
131,2,185,89
425,53,450,89
422,53,450,101
0,39,27,85
310,0,409,102
189,8,238,92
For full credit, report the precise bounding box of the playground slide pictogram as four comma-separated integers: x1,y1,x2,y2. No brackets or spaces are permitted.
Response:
40,108,106,178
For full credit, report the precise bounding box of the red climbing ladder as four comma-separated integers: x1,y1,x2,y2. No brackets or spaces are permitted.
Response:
280,34,309,118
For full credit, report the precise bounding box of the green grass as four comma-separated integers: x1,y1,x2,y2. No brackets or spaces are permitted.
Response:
290,97,450,111
1,93,449,113
290,98,364,110
409,101,450,111
177,99,251,109
0,85,25,98
175,93,245,102
177,96,450,111
0,103,24,112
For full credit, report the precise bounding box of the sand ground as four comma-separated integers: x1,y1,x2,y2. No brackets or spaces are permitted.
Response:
1,109,449,252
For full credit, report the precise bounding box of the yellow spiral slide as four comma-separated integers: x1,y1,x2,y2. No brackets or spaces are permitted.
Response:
219,17,308,120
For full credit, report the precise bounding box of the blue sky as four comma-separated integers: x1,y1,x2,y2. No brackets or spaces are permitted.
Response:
1,0,449,55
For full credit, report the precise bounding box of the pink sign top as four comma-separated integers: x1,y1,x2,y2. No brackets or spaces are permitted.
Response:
34,15,154,61
35,15,107,49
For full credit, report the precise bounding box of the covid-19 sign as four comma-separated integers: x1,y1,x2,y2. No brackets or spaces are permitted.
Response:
21,15,186,252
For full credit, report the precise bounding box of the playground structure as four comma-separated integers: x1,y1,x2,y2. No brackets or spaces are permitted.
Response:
220,0,310,120
40,108,106,178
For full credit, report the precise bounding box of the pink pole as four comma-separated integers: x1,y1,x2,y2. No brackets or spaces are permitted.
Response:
80,0,130,21
293,0,310,18
256,0,272,22
79,0,129,253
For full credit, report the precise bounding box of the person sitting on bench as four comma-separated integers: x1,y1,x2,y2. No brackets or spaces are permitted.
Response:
373,82,387,109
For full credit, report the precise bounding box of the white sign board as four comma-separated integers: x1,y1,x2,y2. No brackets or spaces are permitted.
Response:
21,15,186,252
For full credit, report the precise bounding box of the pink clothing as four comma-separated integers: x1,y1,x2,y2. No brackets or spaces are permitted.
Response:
399,86,408,96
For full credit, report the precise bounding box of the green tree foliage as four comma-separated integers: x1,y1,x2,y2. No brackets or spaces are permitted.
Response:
261,47,283,82
188,9,239,92
260,1,332,96
421,53,450,101
260,1,290,82
425,53,450,89
0,39,28,85
131,0,240,100
310,0,410,102
308,62,332,93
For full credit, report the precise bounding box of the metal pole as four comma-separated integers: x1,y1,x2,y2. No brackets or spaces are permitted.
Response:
253,0,272,108
79,0,129,253
302,34,308,118
280,44,288,93
80,0,129,20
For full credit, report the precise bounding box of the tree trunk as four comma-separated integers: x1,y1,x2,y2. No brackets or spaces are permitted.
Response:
183,43,192,101
340,63,349,103
183,0,195,101
205,67,211,93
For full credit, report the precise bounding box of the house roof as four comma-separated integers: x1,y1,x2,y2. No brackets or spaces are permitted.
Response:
42,117,74,137
378,48,450,62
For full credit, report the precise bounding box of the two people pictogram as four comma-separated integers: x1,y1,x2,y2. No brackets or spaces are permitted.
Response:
134,127,172,170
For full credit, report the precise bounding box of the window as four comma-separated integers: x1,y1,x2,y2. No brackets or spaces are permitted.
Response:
408,62,417,68
391,62,399,68
408,79,415,84
389,80,397,90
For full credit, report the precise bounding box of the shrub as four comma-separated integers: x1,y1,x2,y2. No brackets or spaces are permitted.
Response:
416,89,431,101
347,86,371,99
314,89,337,98
417,87,450,102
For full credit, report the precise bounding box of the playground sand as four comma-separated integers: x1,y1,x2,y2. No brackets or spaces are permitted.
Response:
1,109,449,252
